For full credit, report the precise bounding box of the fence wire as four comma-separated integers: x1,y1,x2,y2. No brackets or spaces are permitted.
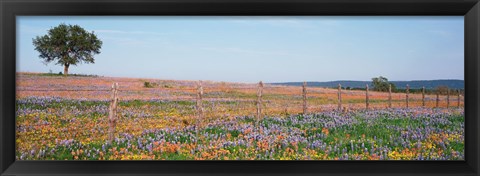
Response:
16,83,464,140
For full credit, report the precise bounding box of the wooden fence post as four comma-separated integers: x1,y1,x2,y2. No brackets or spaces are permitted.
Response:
446,88,450,108
406,84,409,108
457,90,461,107
422,86,425,107
257,81,263,124
436,91,440,108
388,84,392,108
302,82,307,115
338,84,342,111
196,81,204,135
366,84,369,110
108,82,119,145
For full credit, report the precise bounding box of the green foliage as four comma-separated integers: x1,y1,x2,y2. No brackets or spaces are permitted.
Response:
204,127,227,135
144,81,167,88
32,23,102,76
144,81,154,88
389,83,397,91
229,130,241,138
372,76,396,92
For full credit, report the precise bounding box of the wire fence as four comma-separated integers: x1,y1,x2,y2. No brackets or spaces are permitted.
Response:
16,83,464,114
16,82,464,142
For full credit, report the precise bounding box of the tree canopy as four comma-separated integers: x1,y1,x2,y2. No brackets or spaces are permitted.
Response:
372,76,396,92
32,23,102,76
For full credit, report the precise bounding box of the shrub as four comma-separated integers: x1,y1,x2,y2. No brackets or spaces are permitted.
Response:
144,82,154,88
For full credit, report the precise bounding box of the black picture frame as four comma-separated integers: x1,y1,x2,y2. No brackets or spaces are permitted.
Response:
1,0,479,176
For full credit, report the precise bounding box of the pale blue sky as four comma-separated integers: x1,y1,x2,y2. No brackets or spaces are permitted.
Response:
16,16,464,83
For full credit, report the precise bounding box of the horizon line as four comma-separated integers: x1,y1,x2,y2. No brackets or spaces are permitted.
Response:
16,72,464,84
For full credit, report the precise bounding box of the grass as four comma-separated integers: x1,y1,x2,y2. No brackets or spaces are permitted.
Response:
17,103,464,160
15,73,465,160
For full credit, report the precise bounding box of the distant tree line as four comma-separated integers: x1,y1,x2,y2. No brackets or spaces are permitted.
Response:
337,76,464,96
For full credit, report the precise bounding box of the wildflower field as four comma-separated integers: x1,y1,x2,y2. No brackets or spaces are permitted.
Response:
16,73,464,160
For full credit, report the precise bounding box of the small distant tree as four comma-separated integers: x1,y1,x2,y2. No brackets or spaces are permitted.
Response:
436,85,449,95
32,23,102,76
372,76,395,92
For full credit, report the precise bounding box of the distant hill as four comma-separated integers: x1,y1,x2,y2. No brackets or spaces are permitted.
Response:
270,80,464,90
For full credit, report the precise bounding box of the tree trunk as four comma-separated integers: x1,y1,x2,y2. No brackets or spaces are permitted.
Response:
64,64,69,76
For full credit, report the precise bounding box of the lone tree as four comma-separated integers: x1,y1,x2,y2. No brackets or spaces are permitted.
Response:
32,23,102,76
372,76,396,92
